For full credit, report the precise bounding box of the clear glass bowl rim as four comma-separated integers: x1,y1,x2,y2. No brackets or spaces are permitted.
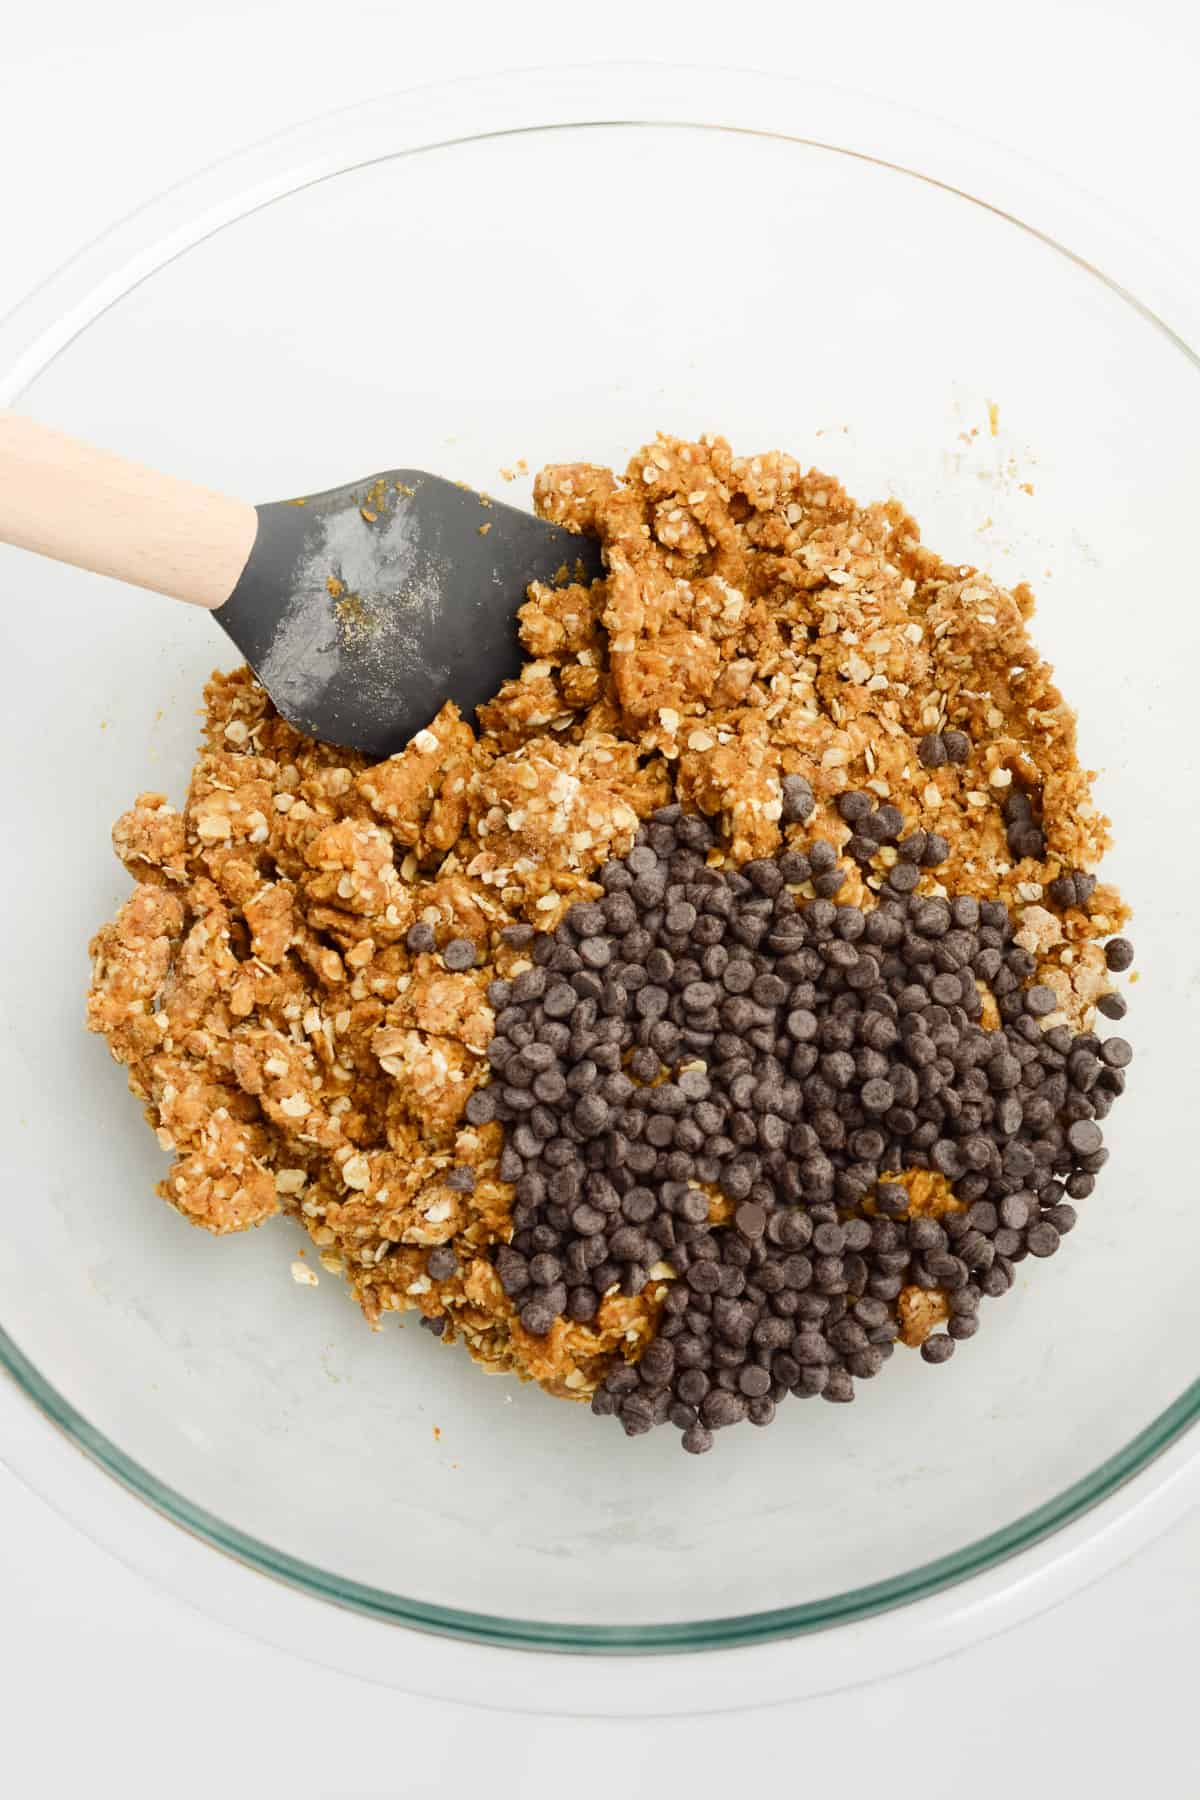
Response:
1,62,1195,1654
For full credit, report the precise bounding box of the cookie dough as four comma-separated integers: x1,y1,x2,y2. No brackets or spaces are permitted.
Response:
87,434,1130,1404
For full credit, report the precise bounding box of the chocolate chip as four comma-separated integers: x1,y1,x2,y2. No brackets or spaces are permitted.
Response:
781,775,816,822
465,1088,496,1126
735,1201,767,1239
1066,1119,1103,1156
942,730,970,764
406,921,436,953
778,850,812,885
681,1423,714,1454
1025,1220,1061,1258
511,967,548,1003
912,899,952,938
490,816,1130,1457
442,936,478,971
1016,824,1049,860
837,791,873,823
918,734,947,769
1104,938,1134,972
519,1297,558,1335
702,1389,748,1429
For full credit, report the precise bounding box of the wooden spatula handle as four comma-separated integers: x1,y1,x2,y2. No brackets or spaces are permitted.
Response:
0,409,258,610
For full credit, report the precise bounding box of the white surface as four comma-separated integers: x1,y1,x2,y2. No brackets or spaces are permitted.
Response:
5,1364,1198,1716
1,0,1198,1792
1,1460,1196,1795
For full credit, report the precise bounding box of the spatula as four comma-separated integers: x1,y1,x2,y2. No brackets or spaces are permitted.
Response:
0,411,602,758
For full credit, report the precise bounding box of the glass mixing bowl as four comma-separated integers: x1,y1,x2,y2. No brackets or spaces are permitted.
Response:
0,66,1197,1658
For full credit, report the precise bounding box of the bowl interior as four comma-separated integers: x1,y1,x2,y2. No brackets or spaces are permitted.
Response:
1,120,1197,1643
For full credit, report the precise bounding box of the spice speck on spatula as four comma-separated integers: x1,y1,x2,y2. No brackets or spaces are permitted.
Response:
0,410,601,756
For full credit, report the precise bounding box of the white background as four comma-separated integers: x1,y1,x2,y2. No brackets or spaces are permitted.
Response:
1,2,1197,1793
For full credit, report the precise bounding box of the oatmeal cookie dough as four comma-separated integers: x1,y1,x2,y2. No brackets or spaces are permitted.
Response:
86,666,671,1396
87,434,1129,1404
533,439,1125,1022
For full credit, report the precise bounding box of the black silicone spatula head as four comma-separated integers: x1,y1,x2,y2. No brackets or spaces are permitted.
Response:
215,471,603,758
